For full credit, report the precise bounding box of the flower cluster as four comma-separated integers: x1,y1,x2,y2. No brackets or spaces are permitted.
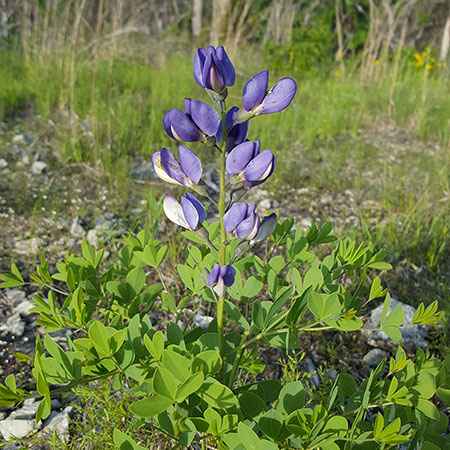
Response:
153,45,297,294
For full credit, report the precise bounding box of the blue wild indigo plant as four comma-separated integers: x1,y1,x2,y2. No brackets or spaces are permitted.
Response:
0,45,449,449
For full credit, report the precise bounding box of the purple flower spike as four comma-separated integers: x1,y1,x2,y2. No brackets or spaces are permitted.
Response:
226,141,275,189
238,70,297,120
194,46,235,94
163,99,220,143
208,263,236,297
152,146,202,187
163,194,206,231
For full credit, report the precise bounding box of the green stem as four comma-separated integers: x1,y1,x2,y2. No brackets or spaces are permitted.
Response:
217,100,227,380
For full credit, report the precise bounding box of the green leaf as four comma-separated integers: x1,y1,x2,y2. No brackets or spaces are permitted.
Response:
437,387,450,406
239,392,268,419
243,276,264,299
192,350,222,377
166,322,183,345
413,372,436,399
367,261,393,270
176,264,194,291
197,378,238,409
126,267,146,297
113,428,146,450
258,409,284,441
268,255,285,275
0,264,24,288
130,394,173,418
163,350,190,383
415,398,440,420
153,367,177,400
176,372,204,402
277,381,305,414
303,267,323,292
237,422,260,450
88,321,111,356
4,375,16,393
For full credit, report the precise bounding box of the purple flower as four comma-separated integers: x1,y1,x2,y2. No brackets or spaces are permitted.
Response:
163,193,206,231
163,99,220,143
194,46,235,94
224,203,277,241
236,70,297,122
224,203,260,239
208,263,236,297
152,146,202,187
226,140,275,189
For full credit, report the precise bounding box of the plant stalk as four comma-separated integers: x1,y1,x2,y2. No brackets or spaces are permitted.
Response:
217,100,227,380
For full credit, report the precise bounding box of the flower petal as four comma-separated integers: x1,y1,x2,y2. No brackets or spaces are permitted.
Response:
194,48,207,88
242,70,268,111
236,212,259,239
169,109,202,142
224,203,248,233
208,263,220,286
226,141,259,175
160,148,187,185
163,110,176,140
253,213,277,242
244,149,275,182
152,151,182,185
189,99,221,137
181,195,200,230
179,145,202,185
260,77,297,114
221,265,236,287
216,46,235,86
184,192,207,224
163,195,189,228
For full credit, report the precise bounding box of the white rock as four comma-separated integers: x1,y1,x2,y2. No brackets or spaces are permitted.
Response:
0,418,35,440
259,199,271,210
0,313,25,337
12,134,28,145
4,289,26,303
40,406,72,442
13,299,35,316
8,400,38,420
14,237,42,255
31,160,48,175
86,229,99,248
70,217,85,238
194,314,214,330
363,348,389,368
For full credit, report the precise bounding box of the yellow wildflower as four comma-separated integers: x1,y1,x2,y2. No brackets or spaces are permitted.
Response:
288,50,294,57
436,63,440,67
337,51,342,58
442,62,447,67
412,53,423,67
375,59,380,65
426,64,432,70
335,71,340,77
430,57,435,63
422,51,427,56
